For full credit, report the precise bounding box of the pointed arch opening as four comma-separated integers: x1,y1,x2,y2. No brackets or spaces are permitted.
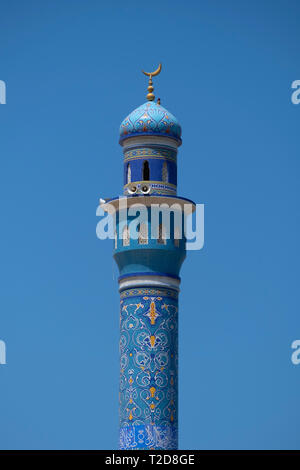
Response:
138,222,148,245
127,163,131,184
174,227,180,247
142,160,150,181
122,225,130,246
157,223,166,245
162,161,168,182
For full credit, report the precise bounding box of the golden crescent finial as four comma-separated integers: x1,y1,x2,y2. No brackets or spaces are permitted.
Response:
142,63,162,101
142,63,162,78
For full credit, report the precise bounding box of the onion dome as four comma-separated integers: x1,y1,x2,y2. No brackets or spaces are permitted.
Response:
119,101,182,144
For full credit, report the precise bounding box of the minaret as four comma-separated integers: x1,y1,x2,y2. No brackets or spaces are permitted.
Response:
101,65,195,450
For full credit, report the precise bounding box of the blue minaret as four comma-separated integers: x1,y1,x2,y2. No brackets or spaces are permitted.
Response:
102,66,195,450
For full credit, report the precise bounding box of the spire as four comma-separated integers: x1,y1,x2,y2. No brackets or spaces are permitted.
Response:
142,63,162,101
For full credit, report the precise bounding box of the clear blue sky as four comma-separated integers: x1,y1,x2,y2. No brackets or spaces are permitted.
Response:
0,0,299,450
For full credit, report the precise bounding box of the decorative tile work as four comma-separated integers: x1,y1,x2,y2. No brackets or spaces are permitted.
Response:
119,287,178,450
120,287,178,300
149,188,176,196
119,424,177,450
124,181,177,189
124,147,177,163
120,102,182,142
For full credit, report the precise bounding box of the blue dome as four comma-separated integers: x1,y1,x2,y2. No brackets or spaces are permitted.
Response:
119,101,182,144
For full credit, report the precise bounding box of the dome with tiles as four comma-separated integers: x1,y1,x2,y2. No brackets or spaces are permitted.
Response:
119,101,182,143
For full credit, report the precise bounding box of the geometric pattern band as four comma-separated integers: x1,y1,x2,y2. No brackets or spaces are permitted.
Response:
120,287,178,299
124,147,177,163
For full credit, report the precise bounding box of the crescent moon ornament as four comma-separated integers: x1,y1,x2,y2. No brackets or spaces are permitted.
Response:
142,63,162,78
142,63,162,101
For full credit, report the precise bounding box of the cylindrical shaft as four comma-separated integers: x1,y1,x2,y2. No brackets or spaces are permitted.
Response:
119,285,178,450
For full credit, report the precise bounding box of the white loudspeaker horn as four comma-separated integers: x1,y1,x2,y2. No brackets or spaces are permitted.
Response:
140,184,151,194
127,184,138,195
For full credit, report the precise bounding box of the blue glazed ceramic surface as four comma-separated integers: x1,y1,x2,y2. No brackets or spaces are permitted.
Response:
119,287,178,450
120,101,182,143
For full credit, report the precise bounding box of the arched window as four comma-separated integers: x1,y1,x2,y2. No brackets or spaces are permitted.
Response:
138,223,148,245
122,225,130,246
162,161,168,182
142,160,150,181
127,163,131,184
157,223,166,245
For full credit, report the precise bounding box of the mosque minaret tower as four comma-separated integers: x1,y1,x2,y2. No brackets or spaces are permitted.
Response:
101,65,195,450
